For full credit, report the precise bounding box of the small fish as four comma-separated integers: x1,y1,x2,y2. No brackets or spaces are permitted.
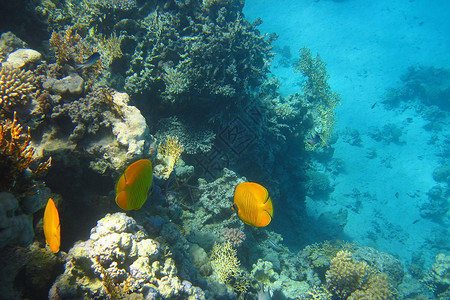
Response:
232,182,273,227
115,159,153,210
413,219,420,224
268,240,288,253
395,192,399,199
371,102,377,109
43,198,60,253
75,52,101,69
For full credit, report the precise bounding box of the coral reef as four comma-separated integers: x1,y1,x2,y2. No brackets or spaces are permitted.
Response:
222,227,246,247
295,47,341,151
325,250,395,300
383,65,450,111
0,192,34,248
420,185,449,220
210,241,249,293
423,253,450,298
49,26,91,66
45,88,153,174
305,170,333,197
154,136,184,180
0,65,37,113
251,259,310,299
122,6,274,102
0,112,51,196
50,213,205,299
325,250,369,298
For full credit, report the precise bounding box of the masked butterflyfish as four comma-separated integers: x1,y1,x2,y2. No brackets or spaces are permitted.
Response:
115,159,153,211
232,182,273,227
43,198,60,253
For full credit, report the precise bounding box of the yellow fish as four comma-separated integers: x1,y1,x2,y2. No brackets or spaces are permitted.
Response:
232,182,273,227
43,198,60,253
115,159,153,210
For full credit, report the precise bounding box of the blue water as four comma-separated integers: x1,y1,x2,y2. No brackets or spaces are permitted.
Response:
244,0,450,267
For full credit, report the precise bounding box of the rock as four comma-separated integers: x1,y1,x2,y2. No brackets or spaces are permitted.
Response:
46,74,84,94
4,48,41,68
0,192,34,248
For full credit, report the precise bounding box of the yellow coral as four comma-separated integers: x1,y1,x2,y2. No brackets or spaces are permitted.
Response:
210,241,241,283
348,272,394,300
325,250,395,300
0,66,36,112
210,241,249,293
325,250,368,299
0,112,51,193
155,136,183,179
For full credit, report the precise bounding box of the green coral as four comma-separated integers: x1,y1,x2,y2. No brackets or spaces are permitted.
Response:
296,47,341,151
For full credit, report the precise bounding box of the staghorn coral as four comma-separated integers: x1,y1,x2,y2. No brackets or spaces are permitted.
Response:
0,65,36,113
296,47,341,151
0,112,51,195
222,227,246,247
325,250,369,299
154,136,184,179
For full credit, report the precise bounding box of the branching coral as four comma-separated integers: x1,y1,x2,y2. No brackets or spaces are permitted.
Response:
0,66,36,112
296,47,341,151
210,241,249,293
0,112,51,194
154,136,183,179
325,250,368,299
222,227,246,247
49,26,91,65
325,250,395,300
97,32,123,68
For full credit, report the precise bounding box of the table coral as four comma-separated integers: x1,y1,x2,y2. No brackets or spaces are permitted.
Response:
50,213,205,299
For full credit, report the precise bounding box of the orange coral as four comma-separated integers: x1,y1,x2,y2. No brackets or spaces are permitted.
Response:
0,112,51,193
0,66,36,112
